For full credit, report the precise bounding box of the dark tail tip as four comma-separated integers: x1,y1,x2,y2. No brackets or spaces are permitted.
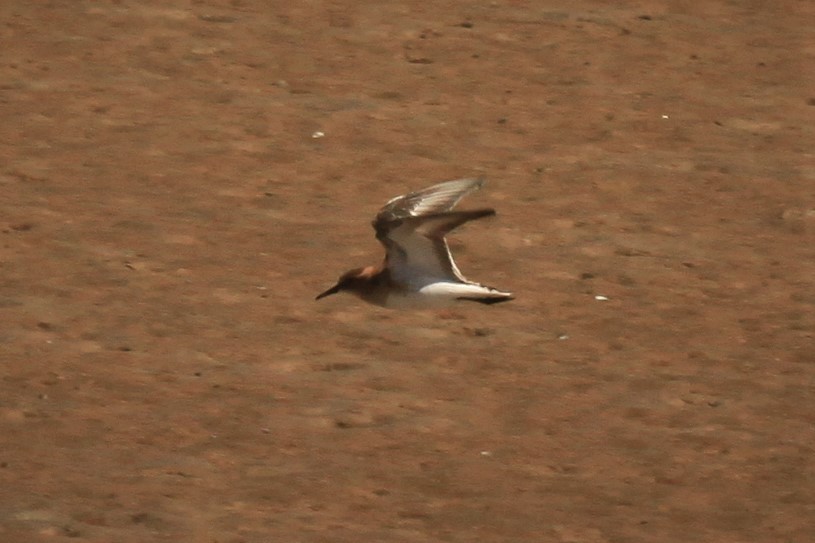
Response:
457,295,514,305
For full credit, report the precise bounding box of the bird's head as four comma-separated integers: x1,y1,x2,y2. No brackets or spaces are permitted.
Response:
315,267,371,300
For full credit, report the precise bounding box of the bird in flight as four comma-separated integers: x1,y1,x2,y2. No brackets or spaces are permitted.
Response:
316,178,513,308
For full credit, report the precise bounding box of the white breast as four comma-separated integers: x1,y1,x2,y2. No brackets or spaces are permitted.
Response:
383,281,503,309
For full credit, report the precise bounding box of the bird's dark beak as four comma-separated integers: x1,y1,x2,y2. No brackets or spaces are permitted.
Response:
315,283,341,300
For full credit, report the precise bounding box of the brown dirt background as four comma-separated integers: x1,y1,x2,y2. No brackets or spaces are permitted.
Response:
2,1,814,542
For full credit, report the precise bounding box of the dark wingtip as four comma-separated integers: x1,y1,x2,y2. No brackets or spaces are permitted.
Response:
463,208,496,221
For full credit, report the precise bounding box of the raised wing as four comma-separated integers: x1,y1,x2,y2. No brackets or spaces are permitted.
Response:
372,178,494,284
374,178,484,227
382,210,495,284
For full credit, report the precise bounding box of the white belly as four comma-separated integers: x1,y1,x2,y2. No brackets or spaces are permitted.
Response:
383,281,505,309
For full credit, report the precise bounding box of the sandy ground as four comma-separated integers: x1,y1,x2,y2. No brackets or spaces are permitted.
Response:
2,1,814,541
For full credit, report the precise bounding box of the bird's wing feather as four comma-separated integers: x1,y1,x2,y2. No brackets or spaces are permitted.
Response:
383,210,495,284
374,178,484,227
384,223,459,284
372,179,492,285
